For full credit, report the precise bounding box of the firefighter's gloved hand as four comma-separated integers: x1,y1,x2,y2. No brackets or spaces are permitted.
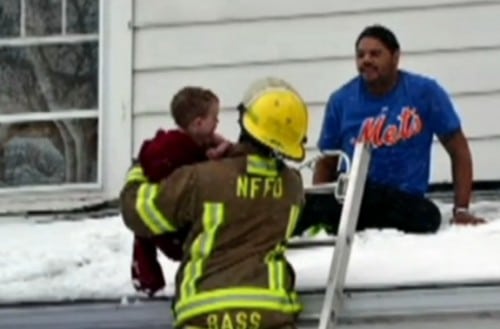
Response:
131,236,165,297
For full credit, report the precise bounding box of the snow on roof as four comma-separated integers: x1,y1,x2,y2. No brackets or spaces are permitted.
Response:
0,200,499,303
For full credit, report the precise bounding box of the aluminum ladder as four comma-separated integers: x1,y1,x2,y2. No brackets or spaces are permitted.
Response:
290,142,372,328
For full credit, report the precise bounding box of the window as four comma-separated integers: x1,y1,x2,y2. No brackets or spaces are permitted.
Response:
0,0,100,190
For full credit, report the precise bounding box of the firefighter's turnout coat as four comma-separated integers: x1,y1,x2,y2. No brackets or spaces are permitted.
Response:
120,143,305,329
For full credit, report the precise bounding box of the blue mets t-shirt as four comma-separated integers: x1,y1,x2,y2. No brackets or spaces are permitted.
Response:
317,70,462,196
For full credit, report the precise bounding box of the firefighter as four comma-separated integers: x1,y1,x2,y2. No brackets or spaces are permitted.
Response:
121,77,310,329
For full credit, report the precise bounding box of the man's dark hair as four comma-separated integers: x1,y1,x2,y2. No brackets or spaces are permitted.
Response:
355,24,400,53
170,86,219,128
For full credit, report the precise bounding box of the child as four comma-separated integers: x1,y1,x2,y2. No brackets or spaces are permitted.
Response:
123,86,231,296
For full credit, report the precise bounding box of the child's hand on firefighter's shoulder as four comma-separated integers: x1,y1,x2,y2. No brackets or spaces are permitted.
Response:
206,133,233,159
206,140,232,159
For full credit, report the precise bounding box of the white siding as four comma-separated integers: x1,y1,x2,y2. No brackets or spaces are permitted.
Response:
101,0,134,198
131,0,500,185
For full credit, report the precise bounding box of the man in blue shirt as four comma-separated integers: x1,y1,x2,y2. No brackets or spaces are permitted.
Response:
296,25,484,235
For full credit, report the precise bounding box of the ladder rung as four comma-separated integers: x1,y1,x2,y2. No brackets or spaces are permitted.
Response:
305,182,338,194
287,237,337,249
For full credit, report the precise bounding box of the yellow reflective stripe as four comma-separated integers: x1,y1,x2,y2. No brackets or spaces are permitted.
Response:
266,204,301,291
305,224,325,237
266,248,287,291
246,155,278,177
180,202,225,299
174,288,302,325
266,251,277,290
285,204,301,239
126,166,147,183
135,183,176,234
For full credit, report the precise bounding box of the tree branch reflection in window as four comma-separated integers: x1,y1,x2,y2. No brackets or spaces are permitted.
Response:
26,0,62,36
0,0,21,37
67,0,98,34
0,119,98,186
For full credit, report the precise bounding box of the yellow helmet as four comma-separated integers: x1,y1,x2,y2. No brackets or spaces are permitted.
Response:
239,77,309,162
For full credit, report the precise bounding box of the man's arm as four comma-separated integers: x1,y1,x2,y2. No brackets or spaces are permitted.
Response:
313,92,342,184
429,80,485,225
438,131,473,209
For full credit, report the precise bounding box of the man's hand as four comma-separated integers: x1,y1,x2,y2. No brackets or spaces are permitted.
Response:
439,131,482,226
450,210,486,226
313,156,339,184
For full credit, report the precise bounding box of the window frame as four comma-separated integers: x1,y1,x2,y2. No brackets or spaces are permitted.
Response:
0,0,104,194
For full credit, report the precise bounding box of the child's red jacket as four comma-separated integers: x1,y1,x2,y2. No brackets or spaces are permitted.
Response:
138,129,207,182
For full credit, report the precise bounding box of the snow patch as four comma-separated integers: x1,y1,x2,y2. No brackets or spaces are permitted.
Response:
0,201,499,303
